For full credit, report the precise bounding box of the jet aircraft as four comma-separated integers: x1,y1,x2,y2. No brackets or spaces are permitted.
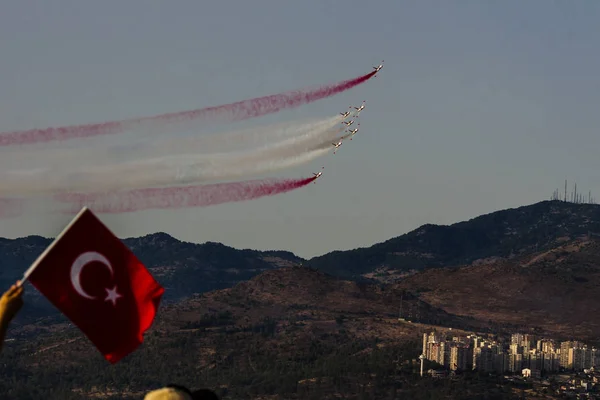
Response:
332,141,342,154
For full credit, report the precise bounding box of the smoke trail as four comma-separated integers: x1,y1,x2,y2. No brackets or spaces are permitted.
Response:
0,118,346,196
58,176,318,214
170,125,346,182
94,123,345,188
0,115,341,172
122,115,343,159
0,69,377,147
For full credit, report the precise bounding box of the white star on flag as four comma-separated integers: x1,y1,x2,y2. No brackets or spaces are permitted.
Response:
104,286,122,306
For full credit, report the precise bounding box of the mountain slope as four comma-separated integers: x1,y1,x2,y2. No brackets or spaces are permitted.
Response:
1,267,491,399
393,237,600,342
308,200,600,280
3,199,600,323
4,232,600,397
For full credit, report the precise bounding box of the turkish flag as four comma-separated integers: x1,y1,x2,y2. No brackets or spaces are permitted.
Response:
24,207,164,364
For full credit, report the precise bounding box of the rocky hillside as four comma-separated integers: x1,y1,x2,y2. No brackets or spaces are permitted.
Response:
393,237,600,342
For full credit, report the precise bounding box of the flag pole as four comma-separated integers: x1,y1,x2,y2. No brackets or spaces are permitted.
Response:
19,207,90,286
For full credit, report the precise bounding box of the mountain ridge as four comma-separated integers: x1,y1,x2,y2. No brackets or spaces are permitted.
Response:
307,200,600,279
2,199,600,322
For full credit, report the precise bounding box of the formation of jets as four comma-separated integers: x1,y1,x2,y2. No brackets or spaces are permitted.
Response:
312,60,382,182
329,99,366,154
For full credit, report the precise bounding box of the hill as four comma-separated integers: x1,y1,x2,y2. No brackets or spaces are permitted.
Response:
0,232,302,322
393,237,600,342
3,199,600,323
2,200,599,398
1,267,511,400
307,200,600,280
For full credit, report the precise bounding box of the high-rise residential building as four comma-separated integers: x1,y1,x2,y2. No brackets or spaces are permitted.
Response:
511,333,525,346
465,343,474,370
509,353,523,372
526,350,542,371
523,334,535,353
510,343,522,355
583,348,594,370
429,342,443,365
493,352,508,373
449,344,467,371
568,347,585,371
441,342,451,367
560,341,573,368
423,332,443,360
541,352,560,373
559,341,586,370
540,340,555,354
473,346,494,372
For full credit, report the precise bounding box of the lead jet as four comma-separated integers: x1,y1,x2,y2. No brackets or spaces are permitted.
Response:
354,101,366,112
373,60,384,72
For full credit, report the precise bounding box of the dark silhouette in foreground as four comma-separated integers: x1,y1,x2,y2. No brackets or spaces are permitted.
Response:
145,384,219,400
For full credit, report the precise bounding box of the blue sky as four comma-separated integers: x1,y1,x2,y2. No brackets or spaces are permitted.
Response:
1,1,599,258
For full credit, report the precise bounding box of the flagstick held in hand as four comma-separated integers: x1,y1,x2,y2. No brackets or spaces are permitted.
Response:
21,207,165,364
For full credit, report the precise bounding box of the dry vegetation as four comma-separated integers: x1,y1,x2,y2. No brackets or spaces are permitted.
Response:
394,238,600,341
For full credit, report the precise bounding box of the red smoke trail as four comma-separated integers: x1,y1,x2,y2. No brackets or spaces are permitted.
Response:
0,70,377,147
56,176,317,214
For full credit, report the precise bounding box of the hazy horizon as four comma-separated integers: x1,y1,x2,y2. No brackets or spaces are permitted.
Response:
1,1,599,258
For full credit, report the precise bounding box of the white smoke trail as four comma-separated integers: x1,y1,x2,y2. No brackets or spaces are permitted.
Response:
0,116,348,196
67,123,346,191
0,115,341,172
171,131,342,184
139,115,343,156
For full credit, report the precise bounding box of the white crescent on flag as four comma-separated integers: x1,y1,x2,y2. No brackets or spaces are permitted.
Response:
70,251,114,300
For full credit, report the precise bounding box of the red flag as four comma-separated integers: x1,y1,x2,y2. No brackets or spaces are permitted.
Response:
23,207,164,363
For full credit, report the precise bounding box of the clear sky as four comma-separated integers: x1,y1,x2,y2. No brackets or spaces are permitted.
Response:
1,1,599,258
